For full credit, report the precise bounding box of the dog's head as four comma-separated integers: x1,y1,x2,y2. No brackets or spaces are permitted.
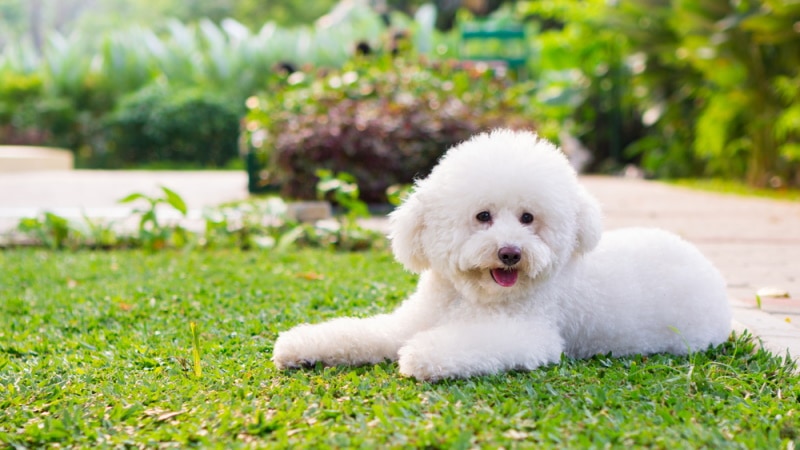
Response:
389,129,602,302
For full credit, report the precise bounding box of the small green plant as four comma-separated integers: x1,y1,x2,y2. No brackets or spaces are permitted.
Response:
201,197,293,250
118,186,189,251
10,186,386,252
16,212,74,250
80,214,118,249
316,169,383,251
386,183,413,207
202,208,252,250
316,169,370,219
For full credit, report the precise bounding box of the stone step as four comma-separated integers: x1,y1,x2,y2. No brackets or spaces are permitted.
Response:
0,146,73,172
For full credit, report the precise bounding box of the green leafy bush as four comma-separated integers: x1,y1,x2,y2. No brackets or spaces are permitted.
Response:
243,56,535,202
0,72,45,145
523,0,800,186
0,72,84,148
0,72,42,112
593,0,800,185
105,84,241,167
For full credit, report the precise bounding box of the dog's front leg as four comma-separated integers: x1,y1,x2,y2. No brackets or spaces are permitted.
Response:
273,271,452,370
397,317,563,381
272,313,403,369
272,292,441,369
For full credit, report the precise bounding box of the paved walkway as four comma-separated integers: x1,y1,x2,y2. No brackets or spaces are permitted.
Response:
1,170,799,360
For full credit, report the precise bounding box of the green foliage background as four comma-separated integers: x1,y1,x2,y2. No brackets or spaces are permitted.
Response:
0,0,798,186
521,0,799,186
0,0,340,46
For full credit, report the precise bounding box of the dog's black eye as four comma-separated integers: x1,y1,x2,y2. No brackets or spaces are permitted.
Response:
520,212,534,224
476,211,492,223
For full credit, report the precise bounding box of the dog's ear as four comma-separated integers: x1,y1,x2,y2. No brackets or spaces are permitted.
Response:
389,189,429,273
575,186,603,254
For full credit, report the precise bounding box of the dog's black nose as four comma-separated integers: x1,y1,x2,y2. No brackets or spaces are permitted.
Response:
498,246,521,266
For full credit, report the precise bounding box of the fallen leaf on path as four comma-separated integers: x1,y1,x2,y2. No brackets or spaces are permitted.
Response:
756,287,790,299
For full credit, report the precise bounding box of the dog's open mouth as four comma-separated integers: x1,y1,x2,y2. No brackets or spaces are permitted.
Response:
490,268,518,287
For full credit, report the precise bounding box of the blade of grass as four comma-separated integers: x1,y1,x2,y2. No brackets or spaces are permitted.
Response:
190,321,202,378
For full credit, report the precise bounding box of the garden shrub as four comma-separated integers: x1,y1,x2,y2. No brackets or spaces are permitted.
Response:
522,0,800,186
0,73,43,118
243,56,535,202
105,84,241,167
32,97,82,148
0,73,83,149
0,72,46,145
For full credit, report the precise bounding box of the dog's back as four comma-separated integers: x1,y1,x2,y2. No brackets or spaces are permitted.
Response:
558,227,731,359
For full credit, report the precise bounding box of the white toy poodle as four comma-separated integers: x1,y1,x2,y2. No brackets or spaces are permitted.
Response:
272,129,732,381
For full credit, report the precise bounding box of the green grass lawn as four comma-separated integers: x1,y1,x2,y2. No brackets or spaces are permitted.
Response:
1,249,798,448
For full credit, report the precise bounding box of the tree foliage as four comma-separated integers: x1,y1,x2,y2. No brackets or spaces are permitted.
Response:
0,0,797,186
0,4,387,167
627,0,800,185
0,0,341,51
523,0,800,186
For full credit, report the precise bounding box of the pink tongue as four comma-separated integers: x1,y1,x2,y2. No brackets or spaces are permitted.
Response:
491,269,518,287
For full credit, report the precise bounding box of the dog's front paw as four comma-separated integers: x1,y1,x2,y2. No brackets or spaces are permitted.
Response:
272,319,400,369
272,327,318,369
397,347,442,381
397,345,472,382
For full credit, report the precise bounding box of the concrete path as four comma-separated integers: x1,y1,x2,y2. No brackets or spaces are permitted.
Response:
1,170,798,360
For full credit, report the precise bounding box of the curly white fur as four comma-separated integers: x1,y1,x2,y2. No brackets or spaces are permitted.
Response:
272,129,732,381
